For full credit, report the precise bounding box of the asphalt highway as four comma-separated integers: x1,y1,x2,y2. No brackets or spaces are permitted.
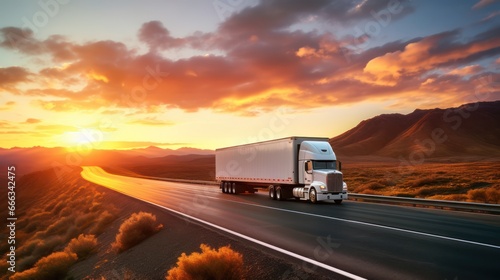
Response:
81,166,500,279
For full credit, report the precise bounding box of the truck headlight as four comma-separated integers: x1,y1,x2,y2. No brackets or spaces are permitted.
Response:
320,185,326,190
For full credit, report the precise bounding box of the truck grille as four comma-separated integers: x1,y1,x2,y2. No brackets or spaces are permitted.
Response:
326,172,343,193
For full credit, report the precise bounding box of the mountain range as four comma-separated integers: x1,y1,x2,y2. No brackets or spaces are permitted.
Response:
329,101,500,159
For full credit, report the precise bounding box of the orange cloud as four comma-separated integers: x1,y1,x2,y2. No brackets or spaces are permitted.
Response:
0,67,31,91
24,118,42,124
449,65,484,76
0,101,15,111
127,118,175,126
363,30,500,85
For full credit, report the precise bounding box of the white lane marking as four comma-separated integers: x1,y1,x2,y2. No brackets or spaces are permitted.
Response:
148,178,500,250
202,195,500,250
81,168,366,280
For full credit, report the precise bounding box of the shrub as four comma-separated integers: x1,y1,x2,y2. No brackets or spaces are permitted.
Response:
112,212,163,253
166,244,244,280
65,234,98,259
90,210,116,235
467,187,500,204
364,182,385,191
11,251,77,280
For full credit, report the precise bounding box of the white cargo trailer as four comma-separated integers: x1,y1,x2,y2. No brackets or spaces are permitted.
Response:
215,136,347,203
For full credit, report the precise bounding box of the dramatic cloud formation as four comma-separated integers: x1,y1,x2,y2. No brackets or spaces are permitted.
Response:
0,66,31,90
363,28,500,85
0,0,499,149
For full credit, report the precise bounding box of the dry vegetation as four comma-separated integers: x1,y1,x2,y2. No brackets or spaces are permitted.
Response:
166,244,244,280
344,161,500,203
0,167,117,280
9,251,78,280
9,234,98,280
112,212,163,253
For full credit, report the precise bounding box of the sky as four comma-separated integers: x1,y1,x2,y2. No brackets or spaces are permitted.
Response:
0,0,499,150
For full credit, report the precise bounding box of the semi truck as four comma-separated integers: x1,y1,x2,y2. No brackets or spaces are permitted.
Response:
215,136,347,203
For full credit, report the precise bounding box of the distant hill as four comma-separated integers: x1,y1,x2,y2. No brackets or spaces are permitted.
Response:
114,146,214,158
329,101,500,159
0,146,214,176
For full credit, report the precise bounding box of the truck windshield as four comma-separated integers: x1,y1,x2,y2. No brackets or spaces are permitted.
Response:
312,160,336,170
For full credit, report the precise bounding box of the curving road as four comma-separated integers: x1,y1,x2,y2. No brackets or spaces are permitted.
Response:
81,166,500,280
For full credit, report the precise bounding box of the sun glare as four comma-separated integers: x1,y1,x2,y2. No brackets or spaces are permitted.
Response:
62,129,102,148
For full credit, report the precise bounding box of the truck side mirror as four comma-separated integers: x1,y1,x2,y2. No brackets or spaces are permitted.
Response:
305,161,313,174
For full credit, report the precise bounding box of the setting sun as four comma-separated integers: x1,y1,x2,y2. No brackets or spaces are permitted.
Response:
61,129,103,148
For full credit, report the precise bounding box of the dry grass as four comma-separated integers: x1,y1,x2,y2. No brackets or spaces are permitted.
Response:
10,251,78,280
166,244,244,280
112,212,163,253
0,167,119,279
344,161,500,203
64,234,98,260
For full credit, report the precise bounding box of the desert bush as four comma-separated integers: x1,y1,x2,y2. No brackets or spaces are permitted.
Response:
31,236,65,259
29,211,53,223
17,238,43,256
45,216,74,236
166,244,244,280
467,187,500,204
364,182,386,191
65,234,98,259
75,211,99,230
90,210,116,235
59,206,73,217
429,194,467,201
52,201,66,215
11,251,77,280
411,176,436,187
112,212,163,253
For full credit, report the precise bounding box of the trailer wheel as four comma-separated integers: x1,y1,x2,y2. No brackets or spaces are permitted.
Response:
309,188,317,203
221,182,225,193
224,182,230,194
334,200,342,204
231,183,237,194
269,185,276,200
276,187,282,201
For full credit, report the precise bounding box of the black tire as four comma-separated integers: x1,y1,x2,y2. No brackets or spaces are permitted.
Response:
334,199,342,204
231,183,236,194
269,185,276,200
224,182,230,194
221,182,226,193
309,188,317,203
276,187,282,201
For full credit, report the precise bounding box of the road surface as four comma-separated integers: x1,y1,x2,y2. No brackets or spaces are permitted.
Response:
81,166,500,279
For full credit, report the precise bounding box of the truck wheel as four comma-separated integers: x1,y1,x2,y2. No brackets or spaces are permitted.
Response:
269,185,276,200
276,187,282,201
309,188,317,203
334,200,342,204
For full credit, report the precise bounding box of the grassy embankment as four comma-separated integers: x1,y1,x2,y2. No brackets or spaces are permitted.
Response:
343,161,500,203
0,167,240,279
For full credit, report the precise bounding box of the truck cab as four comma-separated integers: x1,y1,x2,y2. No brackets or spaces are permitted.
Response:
296,141,347,203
